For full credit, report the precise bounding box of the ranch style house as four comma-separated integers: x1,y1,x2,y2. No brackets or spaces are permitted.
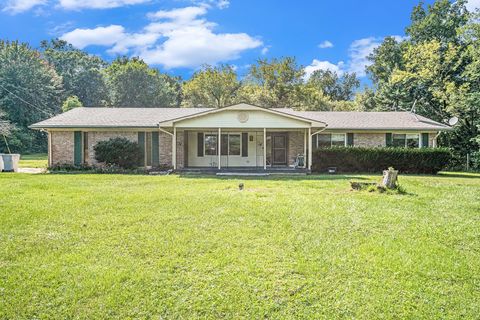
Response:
30,103,452,171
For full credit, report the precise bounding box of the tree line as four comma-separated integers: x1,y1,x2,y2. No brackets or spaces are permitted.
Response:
0,0,479,169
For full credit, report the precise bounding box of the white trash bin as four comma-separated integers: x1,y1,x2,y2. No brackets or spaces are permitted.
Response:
0,154,4,172
1,154,20,172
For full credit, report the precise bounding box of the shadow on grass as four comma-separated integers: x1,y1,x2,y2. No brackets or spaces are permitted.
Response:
178,174,373,181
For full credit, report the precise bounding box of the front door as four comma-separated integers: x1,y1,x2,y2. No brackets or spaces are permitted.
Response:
272,134,287,166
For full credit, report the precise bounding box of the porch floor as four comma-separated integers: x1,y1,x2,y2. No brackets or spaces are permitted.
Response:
178,167,310,176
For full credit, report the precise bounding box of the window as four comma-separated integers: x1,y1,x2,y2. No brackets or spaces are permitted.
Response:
392,133,419,148
204,134,217,156
392,134,406,147
219,134,241,156
317,133,346,148
229,134,241,155
406,134,419,148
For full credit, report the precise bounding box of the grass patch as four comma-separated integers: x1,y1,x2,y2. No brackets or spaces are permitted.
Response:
18,153,48,168
1,173,480,318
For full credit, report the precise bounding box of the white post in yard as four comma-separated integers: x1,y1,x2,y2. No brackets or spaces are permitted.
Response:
303,129,307,168
308,127,312,170
218,127,221,170
263,128,267,170
172,126,176,170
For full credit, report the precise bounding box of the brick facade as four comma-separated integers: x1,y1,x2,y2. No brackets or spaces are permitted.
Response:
86,131,137,165
353,133,386,148
48,130,440,168
287,131,305,166
51,131,74,166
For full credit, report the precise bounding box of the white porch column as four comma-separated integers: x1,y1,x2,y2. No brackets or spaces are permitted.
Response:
263,128,267,170
172,126,177,170
308,127,312,170
303,129,307,168
218,128,221,170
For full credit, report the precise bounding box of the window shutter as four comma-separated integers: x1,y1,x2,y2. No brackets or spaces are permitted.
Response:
347,133,354,146
152,132,159,166
138,132,145,166
74,131,82,166
312,134,317,150
242,133,248,157
197,132,204,157
386,133,393,147
421,133,429,148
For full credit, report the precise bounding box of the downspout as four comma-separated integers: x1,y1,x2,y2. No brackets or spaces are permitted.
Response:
308,125,328,171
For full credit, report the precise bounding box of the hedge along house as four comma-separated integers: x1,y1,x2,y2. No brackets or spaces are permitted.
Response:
30,103,452,171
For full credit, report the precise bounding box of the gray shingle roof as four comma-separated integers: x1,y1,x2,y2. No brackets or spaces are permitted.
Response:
30,107,212,128
30,107,451,131
273,109,451,131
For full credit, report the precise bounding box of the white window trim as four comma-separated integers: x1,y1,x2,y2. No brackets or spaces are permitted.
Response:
316,133,347,148
392,133,421,149
203,132,243,156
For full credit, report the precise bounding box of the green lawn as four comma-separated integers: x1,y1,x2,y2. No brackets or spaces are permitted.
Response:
1,173,480,319
18,153,48,168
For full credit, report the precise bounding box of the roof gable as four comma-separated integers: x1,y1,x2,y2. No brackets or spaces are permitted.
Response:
158,103,327,128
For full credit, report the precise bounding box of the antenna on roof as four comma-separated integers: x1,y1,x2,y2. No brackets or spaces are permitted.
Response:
410,99,419,121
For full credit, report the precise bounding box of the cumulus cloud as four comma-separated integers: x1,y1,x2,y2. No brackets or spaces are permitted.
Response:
304,59,345,78
466,0,480,12
318,40,333,49
306,35,406,78
61,25,127,49
2,0,46,13
58,0,149,10
61,5,262,69
1,0,228,13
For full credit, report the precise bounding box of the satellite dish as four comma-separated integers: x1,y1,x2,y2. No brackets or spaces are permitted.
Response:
448,116,459,126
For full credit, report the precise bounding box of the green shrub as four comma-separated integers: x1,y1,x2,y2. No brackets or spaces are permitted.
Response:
93,137,142,169
312,147,451,174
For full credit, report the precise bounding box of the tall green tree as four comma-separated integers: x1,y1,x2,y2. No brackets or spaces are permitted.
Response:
41,39,109,107
62,95,83,112
182,64,241,108
104,57,180,108
308,70,360,101
0,40,62,153
242,57,305,108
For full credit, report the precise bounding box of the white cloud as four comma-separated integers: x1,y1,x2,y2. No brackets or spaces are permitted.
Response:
466,0,480,11
261,46,270,55
306,35,406,78
61,25,126,49
61,5,262,69
304,59,345,78
318,40,333,49
58,0,149,10
2,0,46,13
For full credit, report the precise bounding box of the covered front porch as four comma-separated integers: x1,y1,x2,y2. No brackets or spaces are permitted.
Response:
158,103,327,172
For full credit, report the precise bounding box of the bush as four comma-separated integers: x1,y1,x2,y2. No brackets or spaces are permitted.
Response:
93,137,142,169
312,147,451,174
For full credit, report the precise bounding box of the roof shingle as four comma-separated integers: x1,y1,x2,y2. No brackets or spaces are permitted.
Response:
30,107,451,131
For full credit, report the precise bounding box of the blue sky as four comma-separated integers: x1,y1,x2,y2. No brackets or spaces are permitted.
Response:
1,0,479,81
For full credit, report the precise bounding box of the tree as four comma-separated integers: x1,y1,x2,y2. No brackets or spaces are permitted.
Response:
104,57,180,108
41,39,109,107
62,96,83,112
367,36,405,85
182,65,241,108
0,40,62,153
308,70,360,101
243,57,305,108
406,0,469,45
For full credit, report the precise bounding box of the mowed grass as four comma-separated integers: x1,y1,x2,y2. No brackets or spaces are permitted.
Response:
1,173,480,319
18,153,48,168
